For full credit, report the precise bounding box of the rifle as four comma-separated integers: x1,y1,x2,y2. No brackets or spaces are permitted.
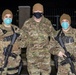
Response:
55,29,76,75
1,26,20,74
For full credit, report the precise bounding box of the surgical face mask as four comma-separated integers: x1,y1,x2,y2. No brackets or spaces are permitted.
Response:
3,18,12,25
33,12,43,19
61,22,69,30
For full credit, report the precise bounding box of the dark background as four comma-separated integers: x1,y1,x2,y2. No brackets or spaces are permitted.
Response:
0,0,76,29
0,1,76,74
0,0,76,13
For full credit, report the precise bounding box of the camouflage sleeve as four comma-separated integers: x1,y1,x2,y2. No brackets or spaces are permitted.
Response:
73,28,76,42
46,19,61,55
16,29,26,48
0,25,4,35
48,34,61,55
21,20,30,47
11,25,27,48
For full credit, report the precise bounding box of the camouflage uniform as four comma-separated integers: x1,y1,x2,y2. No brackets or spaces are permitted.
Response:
56,13,76,75
0,9,23,75
57,27,76,75
21,16,61,75
0,23,22,75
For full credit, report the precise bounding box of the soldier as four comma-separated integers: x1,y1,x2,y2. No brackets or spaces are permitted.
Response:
0,9,22,75
21,3,65,75
56,13,76,75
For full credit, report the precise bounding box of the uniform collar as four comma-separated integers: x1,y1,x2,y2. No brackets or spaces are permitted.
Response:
63,27,73,34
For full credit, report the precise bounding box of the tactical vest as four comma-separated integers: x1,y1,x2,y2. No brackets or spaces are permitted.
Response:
60,31,74,44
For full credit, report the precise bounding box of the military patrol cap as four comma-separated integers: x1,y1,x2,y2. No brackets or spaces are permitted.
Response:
60,13,71,24
2,9,13,20
32,3,44,13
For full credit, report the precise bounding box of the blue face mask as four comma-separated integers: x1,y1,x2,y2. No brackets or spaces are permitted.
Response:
3,18,12,25
61,22,69,30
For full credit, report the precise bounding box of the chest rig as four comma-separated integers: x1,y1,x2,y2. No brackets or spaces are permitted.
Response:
59,29,74,44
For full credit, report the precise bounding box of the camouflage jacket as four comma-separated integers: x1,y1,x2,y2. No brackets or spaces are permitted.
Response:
21,16,61,55
56,27,76,63
0,23,22,67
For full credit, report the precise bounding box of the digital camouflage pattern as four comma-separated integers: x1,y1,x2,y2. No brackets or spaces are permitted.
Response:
0,23,22,75
21,16,61,75
56,27,76,75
